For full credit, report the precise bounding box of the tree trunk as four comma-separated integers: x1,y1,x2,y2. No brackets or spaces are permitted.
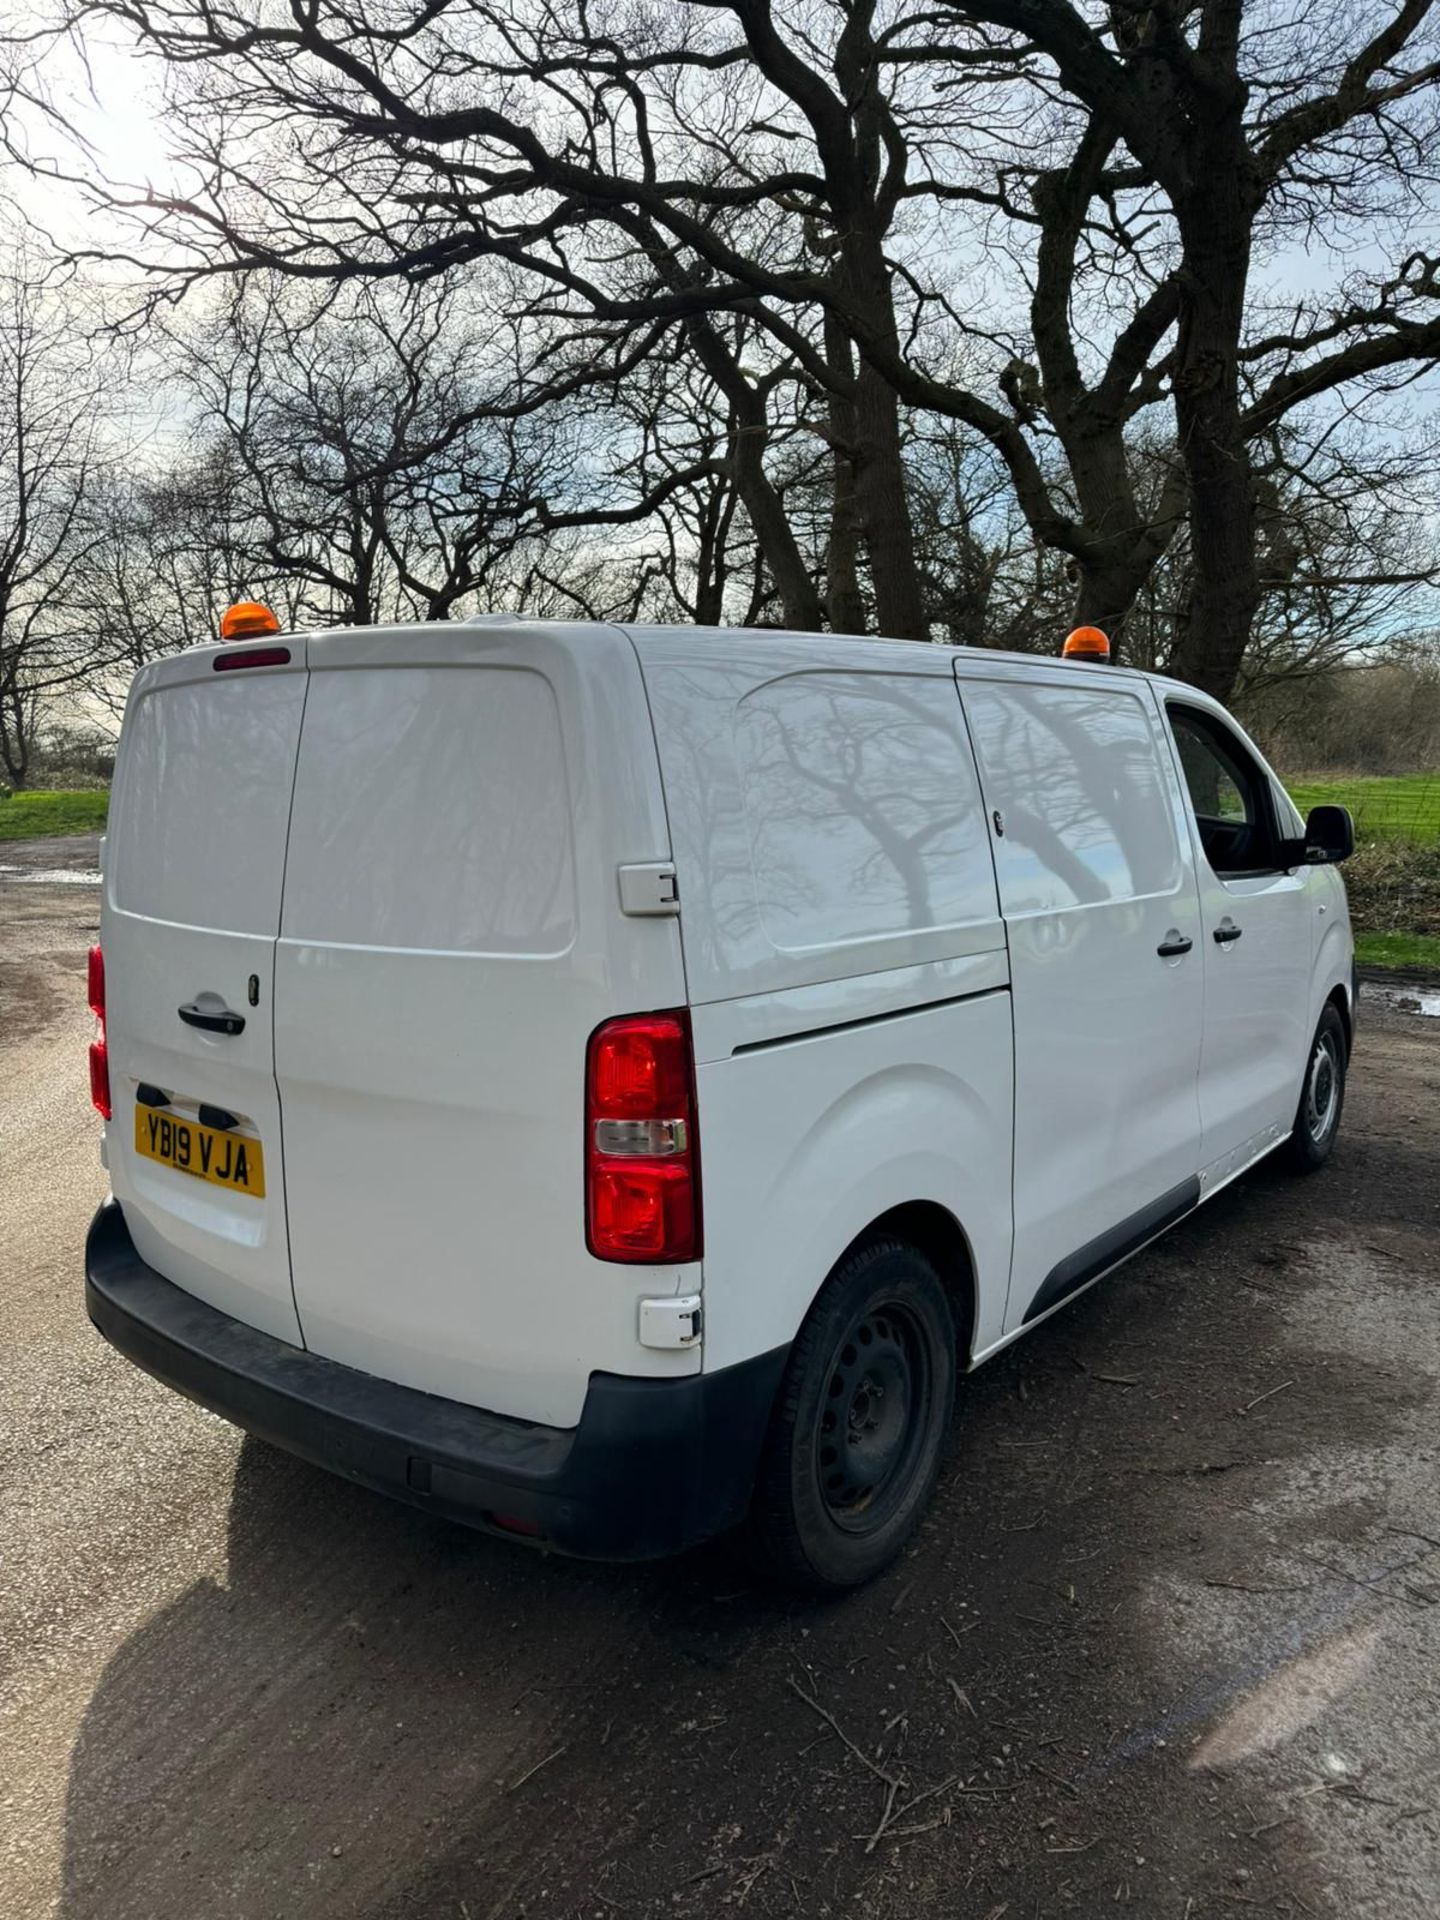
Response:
852,359,927,640
823,315,867,633
0,676,32,788
1071,560,1137,653
727,402,826,631
838,231,928,642
685,317,826,632
1166,171,1260,703
692,476,735,625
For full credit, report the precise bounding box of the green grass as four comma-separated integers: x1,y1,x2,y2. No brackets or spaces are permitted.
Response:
0,789,110,841
1295,779,1440,969
1354,930,1440,971
1286,773,1440,844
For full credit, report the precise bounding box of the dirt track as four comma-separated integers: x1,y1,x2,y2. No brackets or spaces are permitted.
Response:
3,842,1439,1919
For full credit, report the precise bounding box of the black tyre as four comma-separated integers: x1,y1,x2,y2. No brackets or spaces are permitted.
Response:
1285,1003,1348,1172
749,1238,956,1591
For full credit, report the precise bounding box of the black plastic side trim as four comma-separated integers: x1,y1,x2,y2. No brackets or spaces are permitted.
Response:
1024,1176,1200,1324
85,1199,788,1561
732,983,1008,1057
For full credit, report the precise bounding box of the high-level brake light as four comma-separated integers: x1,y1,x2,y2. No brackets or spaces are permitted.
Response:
214,645,291,672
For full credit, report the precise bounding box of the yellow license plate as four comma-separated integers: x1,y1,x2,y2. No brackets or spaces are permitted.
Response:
133,1106,266,1198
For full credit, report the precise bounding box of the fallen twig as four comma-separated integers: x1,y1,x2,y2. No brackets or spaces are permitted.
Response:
787,1677,899,1787
1237,1378,1295,1416
1201,1577,1309,1596
678,1863,724,1888
1385,1524,1440,1553
949,1676,977,1717
505,1743,568,1794
885,1812,952,1841
862,1777,903,1854
1029,1758,1080,1797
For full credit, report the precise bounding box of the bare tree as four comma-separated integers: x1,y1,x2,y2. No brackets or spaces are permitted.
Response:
16,0,1440,697
932,0,1440,694
0,234,124,784
162,278,575,626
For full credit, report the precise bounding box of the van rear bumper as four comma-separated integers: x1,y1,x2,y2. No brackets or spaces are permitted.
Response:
85,1200,787,1561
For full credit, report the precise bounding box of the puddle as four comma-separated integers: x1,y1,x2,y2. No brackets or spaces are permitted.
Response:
0,866,102,886
1364,981,1440,1018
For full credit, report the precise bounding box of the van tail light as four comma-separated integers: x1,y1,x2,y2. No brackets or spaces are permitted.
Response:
87,943,111,1120
585,1011,701,1263
89,1040,111,1121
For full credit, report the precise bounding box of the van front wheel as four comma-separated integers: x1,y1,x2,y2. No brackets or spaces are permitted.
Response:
1285,1003,1348,1172
749,1240,956,1591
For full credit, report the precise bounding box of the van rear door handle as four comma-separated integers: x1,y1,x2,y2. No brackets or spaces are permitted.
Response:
1213,922,1244,945
1156,933,1193,957
177,1002,246,1036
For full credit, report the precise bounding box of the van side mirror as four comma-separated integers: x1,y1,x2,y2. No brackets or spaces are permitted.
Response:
1302,804,1354,865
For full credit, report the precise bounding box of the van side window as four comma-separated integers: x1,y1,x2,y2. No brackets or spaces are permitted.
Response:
734,672,996,950
961,682,1182,915
1167,705,1282,878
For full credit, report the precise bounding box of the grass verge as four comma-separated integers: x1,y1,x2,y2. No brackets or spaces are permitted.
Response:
1287,773,1440,844
0,790,110,841
1354,931,1440,972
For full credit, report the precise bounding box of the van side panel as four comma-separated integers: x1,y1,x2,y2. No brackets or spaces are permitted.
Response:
635,640,1009,1004
633,633,1014,1369
956,663,1206,1335
273,623,691,1429
693,992,1015,1371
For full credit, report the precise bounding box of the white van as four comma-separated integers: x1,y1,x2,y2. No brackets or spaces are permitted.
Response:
85,617,1356,1588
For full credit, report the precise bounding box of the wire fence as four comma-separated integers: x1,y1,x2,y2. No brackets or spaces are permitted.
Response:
1285,775,1440,845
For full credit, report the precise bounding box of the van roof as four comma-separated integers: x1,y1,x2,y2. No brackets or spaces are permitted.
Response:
462,614,1134,676
182,612,1224,715
468,617,1228,713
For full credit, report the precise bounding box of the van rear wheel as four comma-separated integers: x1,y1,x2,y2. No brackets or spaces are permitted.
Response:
749,1239,956,1591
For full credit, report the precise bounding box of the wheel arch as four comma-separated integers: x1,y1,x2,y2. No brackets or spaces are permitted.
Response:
831,1200,979,1366
1325,980,1354,1059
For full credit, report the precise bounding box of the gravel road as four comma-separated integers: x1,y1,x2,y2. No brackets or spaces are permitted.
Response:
3,840,1439,1920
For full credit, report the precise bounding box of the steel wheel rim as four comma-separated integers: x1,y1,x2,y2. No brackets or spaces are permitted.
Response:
1306,1032,1340,1143
815,1302,931,1535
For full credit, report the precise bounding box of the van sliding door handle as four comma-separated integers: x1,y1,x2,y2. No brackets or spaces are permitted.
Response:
1212,922,1244,945
1156,933,1193,957
177,1002,246,1036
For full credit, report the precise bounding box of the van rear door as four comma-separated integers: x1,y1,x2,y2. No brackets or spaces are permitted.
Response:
273,623,691,1431
102,643,308,1344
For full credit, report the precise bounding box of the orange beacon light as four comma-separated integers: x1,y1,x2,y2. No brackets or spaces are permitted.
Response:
219,601,281,641
1062,625,1111,661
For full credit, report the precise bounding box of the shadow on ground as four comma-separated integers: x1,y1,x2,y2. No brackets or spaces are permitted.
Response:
59,1125,1437,1920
